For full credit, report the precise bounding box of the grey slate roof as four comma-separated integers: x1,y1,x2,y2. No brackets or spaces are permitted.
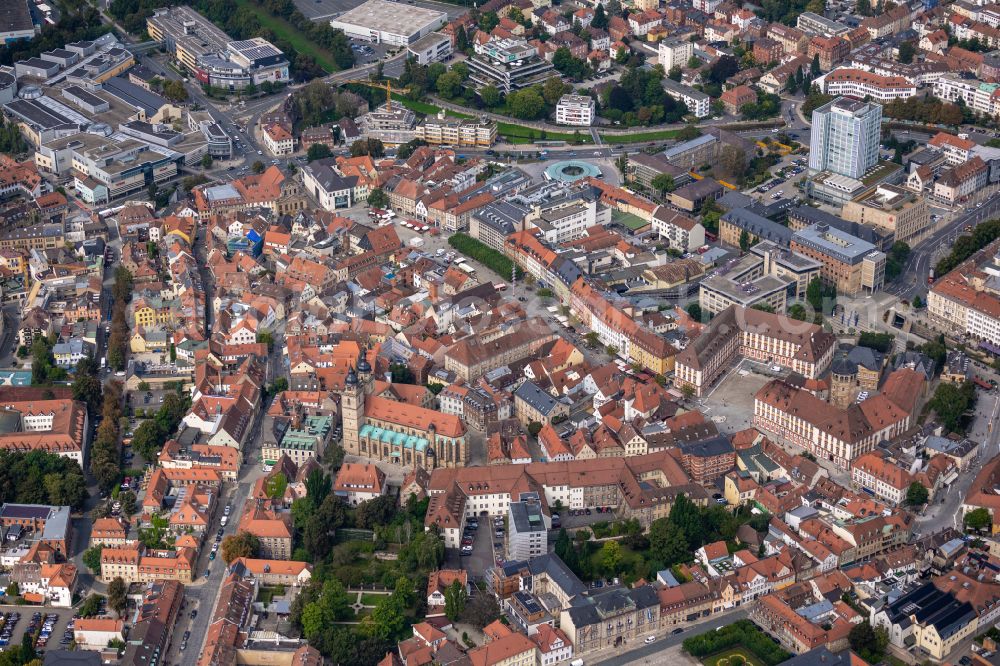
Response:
722,207,793,246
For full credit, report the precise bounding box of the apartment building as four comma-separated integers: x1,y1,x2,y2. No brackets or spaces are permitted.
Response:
555,95,596,126
658,36,693,70
100,544,196,584
934,157,989,204
927,239,1000,344
797,11,850,36
406,31,452,65
262,124,294,156
933,75,1000,117
651,206,706,253
237,502,293,559
424,452,705,542
678,436,735,484
661,78,710,118
751,241,823,300
0,398,89,465
841,183,930,243
790,223,886,296
819,68,917,102
625,153,688,190
674,306,835,397
873,583,978,661
807,36,850,71
508,495,547,561
333,462,386,506
413,114,498,146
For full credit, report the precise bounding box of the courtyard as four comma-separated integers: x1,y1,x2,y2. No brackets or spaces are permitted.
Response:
699,359,776,435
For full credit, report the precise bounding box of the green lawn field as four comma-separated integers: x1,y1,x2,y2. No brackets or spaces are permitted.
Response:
702,648,765,666
232,0,339,72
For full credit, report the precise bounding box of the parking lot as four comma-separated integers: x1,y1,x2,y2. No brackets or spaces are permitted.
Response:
0,606,79,654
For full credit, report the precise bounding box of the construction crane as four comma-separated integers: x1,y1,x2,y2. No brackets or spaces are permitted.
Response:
340,79,411,113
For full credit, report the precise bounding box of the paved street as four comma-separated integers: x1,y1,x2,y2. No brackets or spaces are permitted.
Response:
886,189,1000,301
593,609,749,666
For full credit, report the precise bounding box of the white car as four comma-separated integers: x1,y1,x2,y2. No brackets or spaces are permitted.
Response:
644,636,656,644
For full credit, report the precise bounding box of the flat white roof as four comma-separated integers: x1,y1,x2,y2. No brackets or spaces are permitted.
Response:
332,0,446,37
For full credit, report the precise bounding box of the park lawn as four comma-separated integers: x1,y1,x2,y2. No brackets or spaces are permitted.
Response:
360,592,390,606
495,121,593,144
600,128,683,143
702,648,765,666
231,0,338,73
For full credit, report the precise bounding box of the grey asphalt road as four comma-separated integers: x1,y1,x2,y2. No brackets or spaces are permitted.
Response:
594,609,749,666
886,190,1000,301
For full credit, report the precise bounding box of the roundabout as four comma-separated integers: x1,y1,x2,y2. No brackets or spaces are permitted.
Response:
544,159,603,182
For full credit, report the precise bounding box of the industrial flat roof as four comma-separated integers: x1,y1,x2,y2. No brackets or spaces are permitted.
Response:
0,0,34,34
793,222,879,264
333,0,447,36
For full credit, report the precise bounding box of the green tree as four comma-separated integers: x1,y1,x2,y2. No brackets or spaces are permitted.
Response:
200,153,213,169
912,295,923,309
591,3,608,28
600,540,622,573
898,41,915,64
435,70,463,98
848,621,888,664
108,577,127,617
221,530,260,564
72,357,103,415
307,143,333,162
906,482,928,506
685,302,703,322
361,594,405,640
929,381,977,434
367,188,389,209
966,507,992,531
83,546,103,574
444,579,467,621
252,161,265,174
355,495,397,529
79,594,103,618
480,84,501,108
649,518,689,566
651,173,675,196
527,421,542,436
4,582,16,598
787,303,808,321
669,493,703,547
739,229,751,252
462,589,502,627
506,88,546,119
806,277,825,311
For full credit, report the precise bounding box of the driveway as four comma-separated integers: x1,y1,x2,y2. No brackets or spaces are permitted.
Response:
451,519,495,583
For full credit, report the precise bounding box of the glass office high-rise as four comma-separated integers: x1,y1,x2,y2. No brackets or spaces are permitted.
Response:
808,97,882,179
